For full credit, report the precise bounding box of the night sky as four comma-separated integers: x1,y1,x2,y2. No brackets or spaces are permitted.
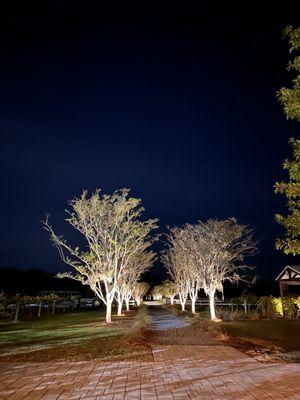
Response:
1,2,300,281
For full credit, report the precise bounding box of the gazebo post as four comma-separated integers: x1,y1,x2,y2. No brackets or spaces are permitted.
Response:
279,281,284,298
279,281,285,317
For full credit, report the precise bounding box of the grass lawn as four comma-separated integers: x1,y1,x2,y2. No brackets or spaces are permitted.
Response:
0,310,152,361
220,319,300,351
165,304,300,357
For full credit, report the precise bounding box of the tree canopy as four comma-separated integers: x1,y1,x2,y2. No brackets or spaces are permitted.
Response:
275,26,300,255
44,188,157,323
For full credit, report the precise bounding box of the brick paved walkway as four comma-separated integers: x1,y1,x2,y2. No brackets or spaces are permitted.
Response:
0,345,299,399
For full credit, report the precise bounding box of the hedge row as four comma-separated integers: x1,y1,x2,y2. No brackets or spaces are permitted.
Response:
231,295,300,319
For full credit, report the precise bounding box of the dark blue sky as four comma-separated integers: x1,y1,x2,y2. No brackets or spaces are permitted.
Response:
1,2,299,279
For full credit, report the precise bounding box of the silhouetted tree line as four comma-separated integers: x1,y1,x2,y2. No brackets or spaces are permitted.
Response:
0,267,92,296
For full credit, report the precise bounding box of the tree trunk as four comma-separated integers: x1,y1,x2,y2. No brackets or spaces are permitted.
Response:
115,290,124,316
170,296,174,306
179,295,186,311
191,298,196,314
117,299,123,316
189,282,198,314
106,300,112,323
125,298,130,311
209,291,216,320
136,298,141,306
179,292,186,311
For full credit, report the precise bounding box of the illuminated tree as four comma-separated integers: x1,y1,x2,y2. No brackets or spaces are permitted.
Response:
151,285,163,300
163,226,202,313
275,26,300,255
115,251,154,315
133,282,150,306
162,228,190,311
160,280,177,305
189,219,256,320
163,219,256,320
43,189,157,323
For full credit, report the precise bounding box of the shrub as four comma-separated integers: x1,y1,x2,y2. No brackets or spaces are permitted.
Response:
293,296,300,318
231,310,249,320
282,297,296,319
215,308,250,321
248,310,260,320
256,296,282,319
133,305,152,330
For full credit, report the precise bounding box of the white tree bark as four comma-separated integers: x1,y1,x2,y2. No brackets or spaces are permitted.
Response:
208,290,216,320
191,298,196,314
125,296,130,311
179,291,187,311
106,299,113,324
115,289,124,316
117,300,123,316
189,279,199,314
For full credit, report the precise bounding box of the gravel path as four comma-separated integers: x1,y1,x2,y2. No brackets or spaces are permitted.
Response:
147,304,189,330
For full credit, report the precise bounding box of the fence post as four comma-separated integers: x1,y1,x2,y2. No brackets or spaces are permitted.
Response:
38,302,42,318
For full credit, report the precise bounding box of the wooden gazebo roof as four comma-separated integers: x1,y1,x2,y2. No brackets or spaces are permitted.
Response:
276,265,300,282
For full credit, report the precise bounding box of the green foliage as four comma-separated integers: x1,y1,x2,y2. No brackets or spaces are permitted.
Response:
275,26,300,255
275,138,300,255
277,26,300,121
256,296,282,319
293,296,300,309
255,295,300,320
282,296,296,319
